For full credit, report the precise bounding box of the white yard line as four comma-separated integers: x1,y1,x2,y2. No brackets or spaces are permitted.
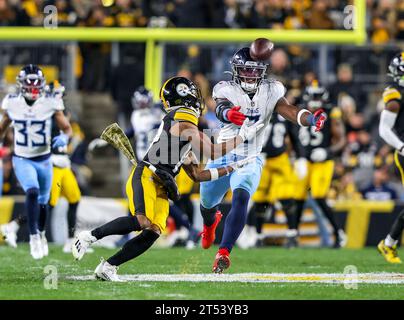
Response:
66,272,404,284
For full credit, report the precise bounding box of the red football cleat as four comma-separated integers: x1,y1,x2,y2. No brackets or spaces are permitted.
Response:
212,248,231,273
200,211,223,249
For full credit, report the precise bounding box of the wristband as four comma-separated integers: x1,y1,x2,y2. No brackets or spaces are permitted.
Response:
297,109,311,127
209,168,219,181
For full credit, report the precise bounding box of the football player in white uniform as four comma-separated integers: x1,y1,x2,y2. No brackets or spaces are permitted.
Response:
89,86,163,160
199,47,327,273
0,65,72,259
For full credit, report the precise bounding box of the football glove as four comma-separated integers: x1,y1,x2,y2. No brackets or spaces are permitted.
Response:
155,168,180,202
88,138,108,151
309,109,327,132
310,148,328,162
238,118,264,142
52,133,69,148
227,106,246,126
294,157,308,180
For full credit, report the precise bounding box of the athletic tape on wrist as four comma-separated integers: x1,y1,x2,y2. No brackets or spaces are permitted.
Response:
209,168,219,180
297,109,311,127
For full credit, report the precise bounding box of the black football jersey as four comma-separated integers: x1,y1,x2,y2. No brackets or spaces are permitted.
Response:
296,106,342,161
262,113,306,158
143,107,199,178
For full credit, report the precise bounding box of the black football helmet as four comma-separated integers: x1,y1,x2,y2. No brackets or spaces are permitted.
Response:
159,77,204,115
17,64,46,101
44,80,65,98
302,80,329,109
131,86,154,109
388,52,404,87
230,47,268,93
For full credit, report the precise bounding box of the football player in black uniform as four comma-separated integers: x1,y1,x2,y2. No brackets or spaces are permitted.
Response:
378,52,404,263
244,113,307,248
293,80,347,248
71,77,263,281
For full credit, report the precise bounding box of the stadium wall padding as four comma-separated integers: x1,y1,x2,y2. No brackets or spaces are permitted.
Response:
1,197,400,248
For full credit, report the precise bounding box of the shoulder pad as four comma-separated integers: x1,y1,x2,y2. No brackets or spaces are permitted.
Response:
212,81,233,100
383,86,402,104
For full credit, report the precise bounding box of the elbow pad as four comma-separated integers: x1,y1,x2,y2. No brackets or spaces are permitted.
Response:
215,100,233,123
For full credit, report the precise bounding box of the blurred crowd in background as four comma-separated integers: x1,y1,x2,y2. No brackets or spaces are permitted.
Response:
1,0,404,40
0,0,403,202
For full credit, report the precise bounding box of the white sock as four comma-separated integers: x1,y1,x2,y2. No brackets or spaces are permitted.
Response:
9,220,19,233
385,234,398,247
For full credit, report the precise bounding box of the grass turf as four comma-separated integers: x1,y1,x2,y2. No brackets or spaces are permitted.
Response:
1,244,404,300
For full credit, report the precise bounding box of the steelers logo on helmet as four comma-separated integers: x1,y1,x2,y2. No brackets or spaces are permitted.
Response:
160,77,204,115
176,83,190,97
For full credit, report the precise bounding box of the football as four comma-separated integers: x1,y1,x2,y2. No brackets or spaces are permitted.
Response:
249,38,274,62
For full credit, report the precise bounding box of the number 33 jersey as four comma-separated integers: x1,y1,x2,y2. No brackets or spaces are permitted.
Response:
1,93,64,158
213,79,285,157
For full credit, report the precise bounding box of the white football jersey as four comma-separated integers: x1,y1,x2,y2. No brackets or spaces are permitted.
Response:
1,93,64,158
130,107,164,160
213,79,285,157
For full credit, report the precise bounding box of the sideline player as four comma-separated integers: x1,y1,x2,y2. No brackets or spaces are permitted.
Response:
292,80,347,248
89,86,163,160
71,77,262,281
45,81,82,253
0,65,72,259
378,52,404,263
199,46,327,273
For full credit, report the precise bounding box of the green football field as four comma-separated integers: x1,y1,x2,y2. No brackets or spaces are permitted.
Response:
1,244,404,300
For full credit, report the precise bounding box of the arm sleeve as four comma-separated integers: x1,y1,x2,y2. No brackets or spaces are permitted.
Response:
379,109,404,150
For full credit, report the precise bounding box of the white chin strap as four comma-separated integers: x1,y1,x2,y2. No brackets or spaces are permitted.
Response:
240,81,258,92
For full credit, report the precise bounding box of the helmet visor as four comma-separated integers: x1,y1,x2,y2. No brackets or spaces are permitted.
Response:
236,65,266,82
20,74,45,100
